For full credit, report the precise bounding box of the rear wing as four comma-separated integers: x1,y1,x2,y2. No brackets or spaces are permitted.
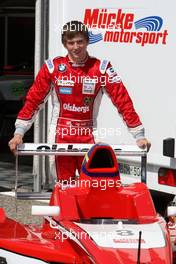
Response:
17,143,146,156
15,143,147,200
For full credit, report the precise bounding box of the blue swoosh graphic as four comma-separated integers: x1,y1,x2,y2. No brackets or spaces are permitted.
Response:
88,31,103,44
135,16,163,31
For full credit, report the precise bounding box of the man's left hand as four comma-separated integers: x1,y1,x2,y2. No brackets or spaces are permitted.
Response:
136,138,151,152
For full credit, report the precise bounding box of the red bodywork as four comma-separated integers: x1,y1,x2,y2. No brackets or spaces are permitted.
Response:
0,144,174,263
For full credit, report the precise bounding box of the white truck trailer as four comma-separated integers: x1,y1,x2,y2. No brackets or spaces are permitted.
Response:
33,0,176,199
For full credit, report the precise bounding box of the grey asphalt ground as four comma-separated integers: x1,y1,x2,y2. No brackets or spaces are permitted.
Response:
0,194,45,225
0,146,46,225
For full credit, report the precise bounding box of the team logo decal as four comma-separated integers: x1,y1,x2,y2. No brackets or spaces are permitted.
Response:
106,67,121,83
45,59,54,73
82,78,96,94
100,60,109,74
84,9,168,47
106,67,116,77
58,64,66,72
84,97,94,106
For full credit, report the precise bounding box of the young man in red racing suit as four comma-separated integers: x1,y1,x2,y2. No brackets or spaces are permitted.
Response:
8,21,151,181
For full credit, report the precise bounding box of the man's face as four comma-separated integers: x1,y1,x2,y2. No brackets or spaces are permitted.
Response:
64,34,88,63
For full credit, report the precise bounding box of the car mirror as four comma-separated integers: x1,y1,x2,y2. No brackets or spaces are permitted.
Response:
31,205,60,216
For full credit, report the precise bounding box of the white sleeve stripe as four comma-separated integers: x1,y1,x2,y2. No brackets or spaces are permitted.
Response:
128,125,144,132
128,125,145,140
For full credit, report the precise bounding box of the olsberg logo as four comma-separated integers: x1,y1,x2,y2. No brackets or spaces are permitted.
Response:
84,9,168,46
63,103,90,113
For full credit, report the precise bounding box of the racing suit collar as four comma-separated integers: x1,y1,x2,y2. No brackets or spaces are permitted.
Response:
66,53,89,67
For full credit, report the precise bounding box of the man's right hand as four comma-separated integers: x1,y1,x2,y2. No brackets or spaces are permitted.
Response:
8,134,23,154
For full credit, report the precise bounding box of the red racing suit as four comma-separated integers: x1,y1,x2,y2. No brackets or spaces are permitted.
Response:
15,55,144,181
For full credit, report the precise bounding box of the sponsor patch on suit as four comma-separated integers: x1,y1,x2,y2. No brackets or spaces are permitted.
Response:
82,79,96,94
58,64,66,72
57,79,74,86
59,87,72,94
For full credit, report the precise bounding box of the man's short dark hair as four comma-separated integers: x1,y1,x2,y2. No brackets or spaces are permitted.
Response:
61,21,89,44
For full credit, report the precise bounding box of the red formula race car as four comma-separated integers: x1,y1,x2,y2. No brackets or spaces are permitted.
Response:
0,143,176,263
